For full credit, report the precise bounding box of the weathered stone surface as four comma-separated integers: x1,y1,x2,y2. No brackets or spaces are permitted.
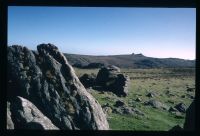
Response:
7,102,14,129
10,96,59,129
96,66,129,97
79,73,96,88
112,106,144,116
144,100,169,110
184,101,195,130
112,100,144,116
7,44,109,130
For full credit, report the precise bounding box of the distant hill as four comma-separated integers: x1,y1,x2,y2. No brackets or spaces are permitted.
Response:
64,53,195,69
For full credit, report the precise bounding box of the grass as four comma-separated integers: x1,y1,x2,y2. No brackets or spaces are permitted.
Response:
74,67,195,131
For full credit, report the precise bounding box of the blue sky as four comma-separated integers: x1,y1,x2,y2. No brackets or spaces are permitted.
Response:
8,7,196,60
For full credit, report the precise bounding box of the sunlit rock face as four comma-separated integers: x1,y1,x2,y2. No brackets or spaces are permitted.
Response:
7,43,109,130
8,96,59,130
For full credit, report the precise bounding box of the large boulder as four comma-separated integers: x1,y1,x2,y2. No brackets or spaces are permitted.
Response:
7,44,109,130
96,65,129,96
9,96,59,129
96,65,120,86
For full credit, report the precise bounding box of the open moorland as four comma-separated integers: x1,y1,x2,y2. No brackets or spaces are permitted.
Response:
74,67,195,130
7,44,195,130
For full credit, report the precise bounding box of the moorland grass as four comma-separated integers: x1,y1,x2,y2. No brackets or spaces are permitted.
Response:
74,67,195,130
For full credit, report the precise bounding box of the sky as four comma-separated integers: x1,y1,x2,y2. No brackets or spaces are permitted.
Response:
8,7,196,60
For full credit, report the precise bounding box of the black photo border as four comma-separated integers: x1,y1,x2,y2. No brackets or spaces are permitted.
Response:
0,0,199,136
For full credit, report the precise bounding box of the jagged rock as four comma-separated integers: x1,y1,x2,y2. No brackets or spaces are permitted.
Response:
114,100,125,107
144,100,169,110
7,102,14,129
112,100,144,116
175,103,187,113
9,96,59,129
7,44,109,130
112,106,144,116
114,74,129,96
79,73,96,88
96,66,129,97
184,101,195,130
96,66,118,87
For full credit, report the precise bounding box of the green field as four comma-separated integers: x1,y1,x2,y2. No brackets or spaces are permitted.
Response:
74,67,195,131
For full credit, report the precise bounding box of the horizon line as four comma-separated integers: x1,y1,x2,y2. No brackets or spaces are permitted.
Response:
7,44,195,61
64,52,195,61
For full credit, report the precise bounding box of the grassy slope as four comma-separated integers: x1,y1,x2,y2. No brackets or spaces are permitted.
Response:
74,67,195,131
